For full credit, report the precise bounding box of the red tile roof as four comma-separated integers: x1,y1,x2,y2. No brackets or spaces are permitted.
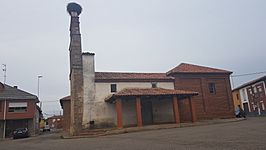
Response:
166,63,232,75
105,88,198,102
95,72,174,82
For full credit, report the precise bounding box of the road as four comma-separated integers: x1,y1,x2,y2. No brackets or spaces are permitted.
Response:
0,117,266,150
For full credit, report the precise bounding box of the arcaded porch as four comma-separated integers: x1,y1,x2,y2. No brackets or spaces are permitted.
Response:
105,88,198,128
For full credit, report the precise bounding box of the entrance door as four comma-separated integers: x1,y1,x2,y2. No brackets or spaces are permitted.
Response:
141,100,153,125
243,103,249,113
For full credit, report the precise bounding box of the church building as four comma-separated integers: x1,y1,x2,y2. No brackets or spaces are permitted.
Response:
61,3,234,136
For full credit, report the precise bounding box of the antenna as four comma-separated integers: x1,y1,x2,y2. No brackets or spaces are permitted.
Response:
2,64,6,84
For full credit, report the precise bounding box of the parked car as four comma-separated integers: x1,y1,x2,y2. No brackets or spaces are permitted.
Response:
13,128,29,139
43,125,51,132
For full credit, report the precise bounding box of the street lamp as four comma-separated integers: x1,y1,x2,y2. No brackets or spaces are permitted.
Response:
2,64,6,139
37,75,43,108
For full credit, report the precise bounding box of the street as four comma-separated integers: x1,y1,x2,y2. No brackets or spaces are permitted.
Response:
0,117,266,150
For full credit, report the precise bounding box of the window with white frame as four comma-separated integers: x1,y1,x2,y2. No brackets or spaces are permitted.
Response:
248,89,252,94
8,102,27,113
258,86,262,92
253,87,257,93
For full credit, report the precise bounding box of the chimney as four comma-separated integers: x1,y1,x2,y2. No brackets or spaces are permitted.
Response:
67,2,84,136
13,86,18,89
82,52,95,127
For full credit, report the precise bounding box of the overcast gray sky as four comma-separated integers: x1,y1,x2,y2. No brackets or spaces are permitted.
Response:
1,0,266,117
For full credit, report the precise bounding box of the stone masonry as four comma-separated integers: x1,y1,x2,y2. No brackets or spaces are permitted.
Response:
67,3,84,136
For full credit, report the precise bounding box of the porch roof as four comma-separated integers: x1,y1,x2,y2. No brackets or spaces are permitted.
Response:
105,88,198,103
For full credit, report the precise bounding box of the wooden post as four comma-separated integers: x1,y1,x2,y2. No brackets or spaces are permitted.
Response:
116,98,123,128
136,97,143,127
172,95,180,124
188,97,197,122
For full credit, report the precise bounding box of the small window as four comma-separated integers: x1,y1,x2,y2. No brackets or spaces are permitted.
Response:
151,82,157,88
208,83,216,94
253,87,257,93
258,87,262,92
8,107,27,113
8,102,27,113
111,84,117,92
248,89,252,94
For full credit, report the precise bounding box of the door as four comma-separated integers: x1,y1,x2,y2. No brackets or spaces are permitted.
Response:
243,103,249,113
141,100,153,125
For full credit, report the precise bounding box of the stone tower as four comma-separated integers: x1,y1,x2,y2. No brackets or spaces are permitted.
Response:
67,2,84,136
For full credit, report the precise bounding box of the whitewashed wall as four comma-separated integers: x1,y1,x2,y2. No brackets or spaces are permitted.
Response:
95,82,174,102
82,54,175,127
82,54,96,128
89,82,174,127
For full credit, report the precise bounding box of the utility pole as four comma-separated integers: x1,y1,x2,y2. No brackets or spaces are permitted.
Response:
2,64,6,139
37,75,43,109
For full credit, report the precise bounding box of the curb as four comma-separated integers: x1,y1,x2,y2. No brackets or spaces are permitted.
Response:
61,118,246,139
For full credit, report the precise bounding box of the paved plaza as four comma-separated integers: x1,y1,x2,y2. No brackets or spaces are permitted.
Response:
0,117,266,150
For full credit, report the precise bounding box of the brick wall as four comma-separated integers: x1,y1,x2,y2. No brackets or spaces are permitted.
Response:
0,100,36,120
173,74,234,121
246,82,266,112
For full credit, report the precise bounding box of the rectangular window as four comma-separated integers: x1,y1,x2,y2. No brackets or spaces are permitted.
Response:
111,84,117,93
8,102,27,113
253,87,257,93
248,89,252,94
258,87,262,92
208,83,216,94
236,94,239,100
151,82,157,88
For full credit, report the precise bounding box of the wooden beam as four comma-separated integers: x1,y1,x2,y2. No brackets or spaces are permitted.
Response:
136,97,143,127
189,97,197,122
172,95,180,124
116,98,123,128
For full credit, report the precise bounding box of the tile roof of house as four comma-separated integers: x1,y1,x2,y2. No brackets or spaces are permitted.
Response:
105,88,198,102
95,72,174,82
166,63,232,75
0,83,38,101
233,75,266,91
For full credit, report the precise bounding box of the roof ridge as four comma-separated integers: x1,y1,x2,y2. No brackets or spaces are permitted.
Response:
167,63,232,75
95,72,165,74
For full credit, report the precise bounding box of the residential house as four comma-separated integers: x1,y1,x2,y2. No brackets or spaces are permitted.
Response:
60,96,70,132
232,90,241,110
0,82,39,138
232,75,266,115
47,115,63,129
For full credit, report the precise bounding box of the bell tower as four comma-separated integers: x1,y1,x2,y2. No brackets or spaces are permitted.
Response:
67,2,84,136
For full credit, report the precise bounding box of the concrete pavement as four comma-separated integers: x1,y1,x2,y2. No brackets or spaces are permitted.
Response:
0,117,265,150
